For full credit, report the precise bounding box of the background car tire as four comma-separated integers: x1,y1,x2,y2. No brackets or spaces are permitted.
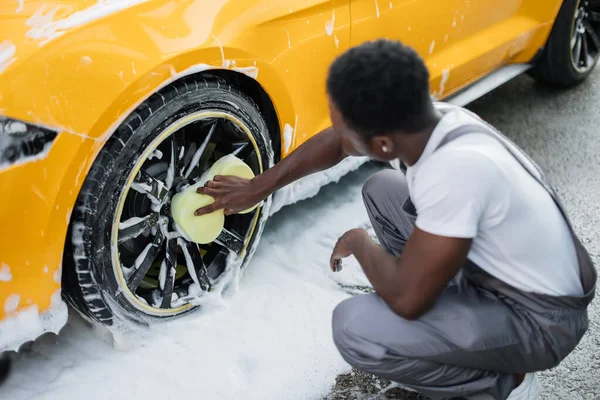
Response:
529,0,600,87
0,353,10,386
63,75,275,328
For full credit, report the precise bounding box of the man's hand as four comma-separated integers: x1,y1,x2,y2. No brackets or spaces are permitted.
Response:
192,127,352,217
195,175,263,216
330,228,369,272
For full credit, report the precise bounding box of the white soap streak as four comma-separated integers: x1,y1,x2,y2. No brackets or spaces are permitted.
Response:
285,29,291,48
4,294,20,313
325,11,335,36
0,40,17,74
0,263,12,282
26,1,149,46
282,123,294,154
231,66,259,79
432,68,450,99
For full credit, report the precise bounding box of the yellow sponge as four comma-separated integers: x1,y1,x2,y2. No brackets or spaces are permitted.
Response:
170,155,258,244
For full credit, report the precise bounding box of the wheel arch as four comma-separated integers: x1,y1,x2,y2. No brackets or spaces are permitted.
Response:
54,47,292,238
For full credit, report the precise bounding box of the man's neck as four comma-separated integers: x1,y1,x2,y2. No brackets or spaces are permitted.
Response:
398,109,443,167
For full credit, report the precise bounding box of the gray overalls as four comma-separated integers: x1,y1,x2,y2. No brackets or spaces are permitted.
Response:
332,104,597,400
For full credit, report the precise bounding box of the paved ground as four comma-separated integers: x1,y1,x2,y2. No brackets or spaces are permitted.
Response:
325,70,600,399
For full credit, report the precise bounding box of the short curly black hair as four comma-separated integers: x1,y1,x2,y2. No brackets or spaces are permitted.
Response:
326,39,432,139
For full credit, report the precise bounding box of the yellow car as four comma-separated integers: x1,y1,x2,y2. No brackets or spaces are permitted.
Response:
1,0,599,352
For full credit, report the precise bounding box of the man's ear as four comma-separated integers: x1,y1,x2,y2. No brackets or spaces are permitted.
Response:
370,136,395,159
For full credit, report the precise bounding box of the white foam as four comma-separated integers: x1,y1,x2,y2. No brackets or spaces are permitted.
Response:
4,294,20,313
285,29,291,48
0,296,68,352
432,68,450,100
54,266,61,284
0,263,12,282
325,11,335,36
26,1,149,46
0,40,17,74
429,40,435,54
270,156,370,215
0,163,382,399
231,66,259,79
282,123,294,154
3,120,26,134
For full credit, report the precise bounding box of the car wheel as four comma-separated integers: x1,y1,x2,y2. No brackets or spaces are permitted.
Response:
529,0,600,87
63,76,275,328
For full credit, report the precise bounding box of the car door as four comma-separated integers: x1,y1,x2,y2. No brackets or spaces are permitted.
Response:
259,0,351,152
349,0,561,99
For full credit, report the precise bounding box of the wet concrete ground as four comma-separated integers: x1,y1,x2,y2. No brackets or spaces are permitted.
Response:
325,69,600,399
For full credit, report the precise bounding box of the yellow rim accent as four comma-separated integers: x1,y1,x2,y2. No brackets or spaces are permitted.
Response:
571,0,583,71
112,110,263,316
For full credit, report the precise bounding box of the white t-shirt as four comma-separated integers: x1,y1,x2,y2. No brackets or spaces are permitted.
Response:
403,103,583,296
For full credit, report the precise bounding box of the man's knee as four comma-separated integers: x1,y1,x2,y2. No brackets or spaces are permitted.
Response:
362,169,410,205
331,297,354,355
332,295,388,368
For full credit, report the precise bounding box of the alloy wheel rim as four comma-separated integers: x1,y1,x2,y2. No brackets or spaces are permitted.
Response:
111,111,263,316
571,0,600,72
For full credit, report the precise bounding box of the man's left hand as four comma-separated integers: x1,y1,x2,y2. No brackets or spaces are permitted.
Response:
330,228,368,272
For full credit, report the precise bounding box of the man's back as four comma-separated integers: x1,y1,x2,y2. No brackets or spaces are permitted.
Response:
405,106,582,296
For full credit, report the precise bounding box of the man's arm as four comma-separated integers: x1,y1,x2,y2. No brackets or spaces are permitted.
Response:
339,227,471,320
253,127,358,198
196,127,358,215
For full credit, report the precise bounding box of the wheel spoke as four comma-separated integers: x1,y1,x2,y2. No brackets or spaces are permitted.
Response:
184,121,217,180
190,143,217,183
128,231,164,290
234,142,256,162
214,228,245,255
589,11,600,22
160,238,178,308
582,32,591,66
165,138,179,190
585,23,600,51
205,247,229,278
118,213,160,243
229,141,249,157
574,33,583,64
179,239,212,291
172,133,187,179
132,170,169,206
572,28,580,49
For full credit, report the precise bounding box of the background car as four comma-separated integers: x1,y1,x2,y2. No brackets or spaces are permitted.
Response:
1,0,598,353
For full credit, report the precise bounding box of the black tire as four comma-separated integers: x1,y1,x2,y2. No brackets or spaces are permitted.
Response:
63,76,275,328
0,353,10,386
529,0,600,87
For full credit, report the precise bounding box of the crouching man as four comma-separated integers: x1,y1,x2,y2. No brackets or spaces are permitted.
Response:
194,39,597,399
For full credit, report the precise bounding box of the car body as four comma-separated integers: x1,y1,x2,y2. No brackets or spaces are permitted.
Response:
1,0,596,352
